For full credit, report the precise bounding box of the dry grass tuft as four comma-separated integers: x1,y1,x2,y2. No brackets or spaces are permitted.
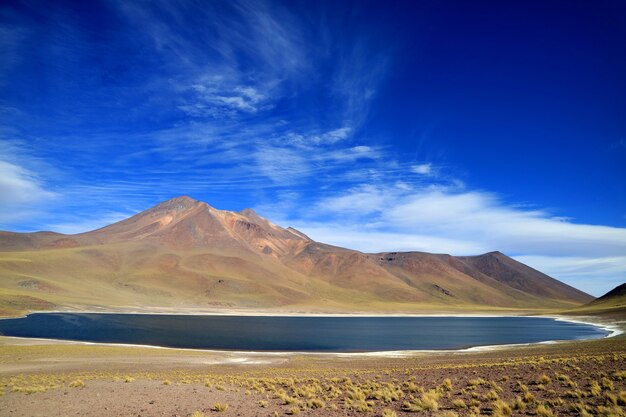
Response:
402,389,440,412
452,398,467,409
286,406,300,415
381,409,397,417
536,403,554,417
212,402,228,412
68,379,85,388
491,399,512,417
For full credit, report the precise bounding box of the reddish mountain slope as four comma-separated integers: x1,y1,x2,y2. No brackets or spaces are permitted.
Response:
0,196,593,315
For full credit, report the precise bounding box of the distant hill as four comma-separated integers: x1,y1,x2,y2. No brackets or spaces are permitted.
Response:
0,196,593,316
568,283,626,317
595,283,626,300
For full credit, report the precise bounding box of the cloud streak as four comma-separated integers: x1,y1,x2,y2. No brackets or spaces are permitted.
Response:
0,0,623,298
289,183,626,296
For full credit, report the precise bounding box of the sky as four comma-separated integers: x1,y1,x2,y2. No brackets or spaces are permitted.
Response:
0,0,625,296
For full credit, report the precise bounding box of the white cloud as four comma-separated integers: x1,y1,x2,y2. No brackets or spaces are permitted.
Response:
0,160,56,205
322,145,381,162
291,223,488,255
310,127,353,145
48,211,134,235
285,127,352,146
313,186,626,257
316,185,386,215
254,146,310,184
514,255,626,297
290,184,626,295
0,157,57,226
411,163,433,175
184,82,269,115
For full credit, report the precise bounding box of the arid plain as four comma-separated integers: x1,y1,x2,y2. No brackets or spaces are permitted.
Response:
1,197,625,417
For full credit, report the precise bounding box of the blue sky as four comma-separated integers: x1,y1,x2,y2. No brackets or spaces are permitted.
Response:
0,0,625,296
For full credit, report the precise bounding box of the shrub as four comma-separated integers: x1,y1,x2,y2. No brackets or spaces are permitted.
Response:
491,399,512,417
536,404,554,417
613,371,626,380
468,378,485,387
596,405,626,417
547,398,564,407
589,380,602,396
402,390,440,412
524,392,536,403
212,403,228,412
605,393,618,405
371,386,403,403
602,377,615,391
571,401,592,417
306,398,325,409
346,398,374,412
485,390,500,401
69,379,85,388
511,396,525,411
406,382,422,393
440,378,453,391
538,375,551,385
382,409,397,417
452,399,467,409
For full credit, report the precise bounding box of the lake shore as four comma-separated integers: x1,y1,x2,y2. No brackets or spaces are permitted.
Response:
1,325,625,417
1,307,624,356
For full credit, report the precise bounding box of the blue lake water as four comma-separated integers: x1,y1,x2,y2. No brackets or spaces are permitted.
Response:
0,313,609,352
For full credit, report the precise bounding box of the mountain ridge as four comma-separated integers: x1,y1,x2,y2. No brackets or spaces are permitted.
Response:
566,283,626,317
0,196,593,316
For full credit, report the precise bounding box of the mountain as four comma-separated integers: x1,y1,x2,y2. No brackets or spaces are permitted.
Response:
0,196,593,316
567,283,626,317
596,283,626,300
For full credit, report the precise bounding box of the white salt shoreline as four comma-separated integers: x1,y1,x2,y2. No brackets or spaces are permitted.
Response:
0,309,621,359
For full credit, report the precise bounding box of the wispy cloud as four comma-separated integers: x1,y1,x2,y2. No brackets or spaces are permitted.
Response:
1,0,623,298
0,0,390,227
118,0,308,121
0,139,59,227
411,163,434,175
284,182,626,296
0,160,57,219
513,255,626,297
47,211,135,235
305,184,626,257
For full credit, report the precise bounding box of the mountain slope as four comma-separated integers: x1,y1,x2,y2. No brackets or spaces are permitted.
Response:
0,196,593,316
567,283,626,317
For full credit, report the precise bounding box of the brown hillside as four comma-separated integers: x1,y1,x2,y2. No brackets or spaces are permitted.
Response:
0,196,593,316
567,283,626,317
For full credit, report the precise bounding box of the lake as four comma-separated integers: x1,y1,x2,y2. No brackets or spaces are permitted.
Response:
0,313,608,352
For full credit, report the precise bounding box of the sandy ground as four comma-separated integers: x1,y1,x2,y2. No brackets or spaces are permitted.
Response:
1,313,625,417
